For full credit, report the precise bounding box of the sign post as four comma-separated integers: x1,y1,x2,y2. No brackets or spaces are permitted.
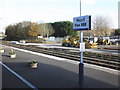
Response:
73,1,91,87
79,30,84,88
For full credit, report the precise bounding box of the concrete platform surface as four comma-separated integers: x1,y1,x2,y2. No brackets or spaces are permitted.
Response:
1,46,119,89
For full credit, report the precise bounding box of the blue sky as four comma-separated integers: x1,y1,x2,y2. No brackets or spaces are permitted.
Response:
0,0,119,32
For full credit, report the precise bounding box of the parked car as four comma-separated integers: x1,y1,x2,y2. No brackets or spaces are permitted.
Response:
10,41,19,44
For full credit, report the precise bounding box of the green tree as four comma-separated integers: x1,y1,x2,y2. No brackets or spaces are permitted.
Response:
5,25,16,40
5,21,78,40
5,21,33,40
112,29,120,36
51,21,77,37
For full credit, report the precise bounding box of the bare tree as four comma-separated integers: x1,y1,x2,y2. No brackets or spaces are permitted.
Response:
45,23,55,38
92,16,113,37
38,23,54,38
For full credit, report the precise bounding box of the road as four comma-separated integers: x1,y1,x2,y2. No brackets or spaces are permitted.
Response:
1,45,119,89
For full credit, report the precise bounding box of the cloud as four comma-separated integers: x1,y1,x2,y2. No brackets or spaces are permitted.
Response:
118,1,120,28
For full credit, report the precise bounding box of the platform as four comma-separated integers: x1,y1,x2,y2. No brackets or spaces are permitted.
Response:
1,46,119,88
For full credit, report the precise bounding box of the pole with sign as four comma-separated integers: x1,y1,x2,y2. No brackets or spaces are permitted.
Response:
73,0,91,88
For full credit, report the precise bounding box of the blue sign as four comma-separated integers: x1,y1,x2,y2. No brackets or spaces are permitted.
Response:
73,15,91,31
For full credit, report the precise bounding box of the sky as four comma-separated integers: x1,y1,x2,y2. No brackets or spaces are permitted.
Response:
0,0,119,33
118,1,120,28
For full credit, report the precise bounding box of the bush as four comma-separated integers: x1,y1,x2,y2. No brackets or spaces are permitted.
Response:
9,49,16,55
28,61,37,64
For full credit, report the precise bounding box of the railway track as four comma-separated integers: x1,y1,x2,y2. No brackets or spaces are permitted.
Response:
2,43,120,70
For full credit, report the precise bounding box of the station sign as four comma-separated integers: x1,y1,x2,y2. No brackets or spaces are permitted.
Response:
73,15,91,31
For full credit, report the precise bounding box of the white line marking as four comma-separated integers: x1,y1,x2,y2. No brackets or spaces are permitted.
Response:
0,62,38,89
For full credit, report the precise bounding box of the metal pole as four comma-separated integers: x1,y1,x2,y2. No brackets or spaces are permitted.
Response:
80,0,81,16
79,31,84,88
79,0,84,88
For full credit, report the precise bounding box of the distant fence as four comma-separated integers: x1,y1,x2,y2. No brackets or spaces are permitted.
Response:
45,37,64,43
55,37,64,43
